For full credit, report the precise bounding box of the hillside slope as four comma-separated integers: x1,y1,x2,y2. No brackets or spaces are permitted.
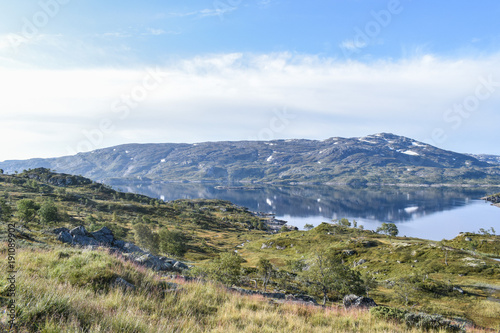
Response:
1,170,499,331
1,133,500,185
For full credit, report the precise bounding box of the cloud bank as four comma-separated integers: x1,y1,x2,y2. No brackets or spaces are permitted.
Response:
1,52,499,160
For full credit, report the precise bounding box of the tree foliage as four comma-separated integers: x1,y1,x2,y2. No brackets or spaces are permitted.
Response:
257,257,274,291
304,223,314,231
377,223,399,237
158,229,187,257
0,198,12,221
39,200,59,224
16,199,40,223
300,251,365,305
204,252,243,286
133,223,159,254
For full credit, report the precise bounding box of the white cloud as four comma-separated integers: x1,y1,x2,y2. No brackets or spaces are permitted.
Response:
1,52,500,160
339,39,367,51
167,6,237,19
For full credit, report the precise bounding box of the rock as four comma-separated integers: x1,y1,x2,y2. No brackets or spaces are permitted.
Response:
261,242,273,249
286,294,318,305
465,237,472,242
173,261,189,271
52,227,70,235
122,242,144,253
112,277,135,291
276,245,286,250
362,240,378,248
91,227,114,245
453,286,465,294
70,226,87,237
72,234,99,246
135,254,152,264
343,250,357,256
112,239,125,249
343,294,377,309
57,230,73,244
354,259,367,267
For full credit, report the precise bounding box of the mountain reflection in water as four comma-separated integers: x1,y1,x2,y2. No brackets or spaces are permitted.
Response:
109,181,500,240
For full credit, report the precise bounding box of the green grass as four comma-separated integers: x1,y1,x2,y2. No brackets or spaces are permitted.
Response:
2,246,493,333
1,170,500,331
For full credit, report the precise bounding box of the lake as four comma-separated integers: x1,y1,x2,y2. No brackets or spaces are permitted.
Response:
109,181,500,241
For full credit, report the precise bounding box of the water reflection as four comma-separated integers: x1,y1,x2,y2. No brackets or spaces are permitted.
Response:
108,181,500,240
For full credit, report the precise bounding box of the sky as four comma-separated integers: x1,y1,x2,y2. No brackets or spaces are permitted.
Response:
1,0,500,160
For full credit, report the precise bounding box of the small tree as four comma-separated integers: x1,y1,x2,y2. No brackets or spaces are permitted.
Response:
257,257,274,291
338,218,351,227
16,199,40,223
0,198,12,221
377,223,399,237
133,223,159,254
39,200,58,225
304,223,314,231
206,252,243,286
300,251,365,305
279,225,289,233
159,229,187,257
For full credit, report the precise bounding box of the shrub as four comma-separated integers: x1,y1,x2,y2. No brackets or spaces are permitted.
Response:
370,306,408,323
404,312,464,332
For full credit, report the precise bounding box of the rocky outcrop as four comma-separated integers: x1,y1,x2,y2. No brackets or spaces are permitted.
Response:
343,294,377,309
21,168,92,187
112,277,136,291
53,225,189,273
230,287,318,306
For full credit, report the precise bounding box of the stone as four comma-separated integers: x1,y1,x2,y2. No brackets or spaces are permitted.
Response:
465,237,472,242
343,250,357,256
112,239,125,249
343,294,377,309
354,259,367,267
276,245,286,250
57,231,73,244
53,227,70,235
70,226,87,237
173,261,189,271
112,277,135,291
122,242,144,253
72,234,99,246
91,227,114,245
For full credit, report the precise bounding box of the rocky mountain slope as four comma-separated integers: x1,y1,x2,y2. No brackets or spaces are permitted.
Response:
2,133,500,185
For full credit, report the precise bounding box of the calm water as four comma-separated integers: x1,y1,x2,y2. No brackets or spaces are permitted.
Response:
109,181,500,241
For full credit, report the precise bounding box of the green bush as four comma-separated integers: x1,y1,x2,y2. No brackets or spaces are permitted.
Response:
370,306,407,322
404,312,464,332
371,307,464,332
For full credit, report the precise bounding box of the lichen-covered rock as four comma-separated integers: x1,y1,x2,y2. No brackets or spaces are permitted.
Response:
72,234,99,246
122,242,144,254
91,227,114,245
57,230,72,244
70,226,87,237
343,294,377,309
112,277,135,291
343,250,357,256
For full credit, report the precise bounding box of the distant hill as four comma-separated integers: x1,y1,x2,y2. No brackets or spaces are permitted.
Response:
468,153,500,165
2,133,500,185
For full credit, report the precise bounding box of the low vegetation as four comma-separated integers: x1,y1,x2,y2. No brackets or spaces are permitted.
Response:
1,169,499,332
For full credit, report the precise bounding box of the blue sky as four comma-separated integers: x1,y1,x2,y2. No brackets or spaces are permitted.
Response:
1,0,500,159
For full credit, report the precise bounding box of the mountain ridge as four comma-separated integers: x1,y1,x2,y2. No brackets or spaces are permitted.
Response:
2,133,500,185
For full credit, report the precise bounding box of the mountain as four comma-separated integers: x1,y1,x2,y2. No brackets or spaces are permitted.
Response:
468,154,500,165
2,133,500,185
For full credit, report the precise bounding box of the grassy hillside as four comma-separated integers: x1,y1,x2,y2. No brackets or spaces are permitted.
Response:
1,169,499,332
